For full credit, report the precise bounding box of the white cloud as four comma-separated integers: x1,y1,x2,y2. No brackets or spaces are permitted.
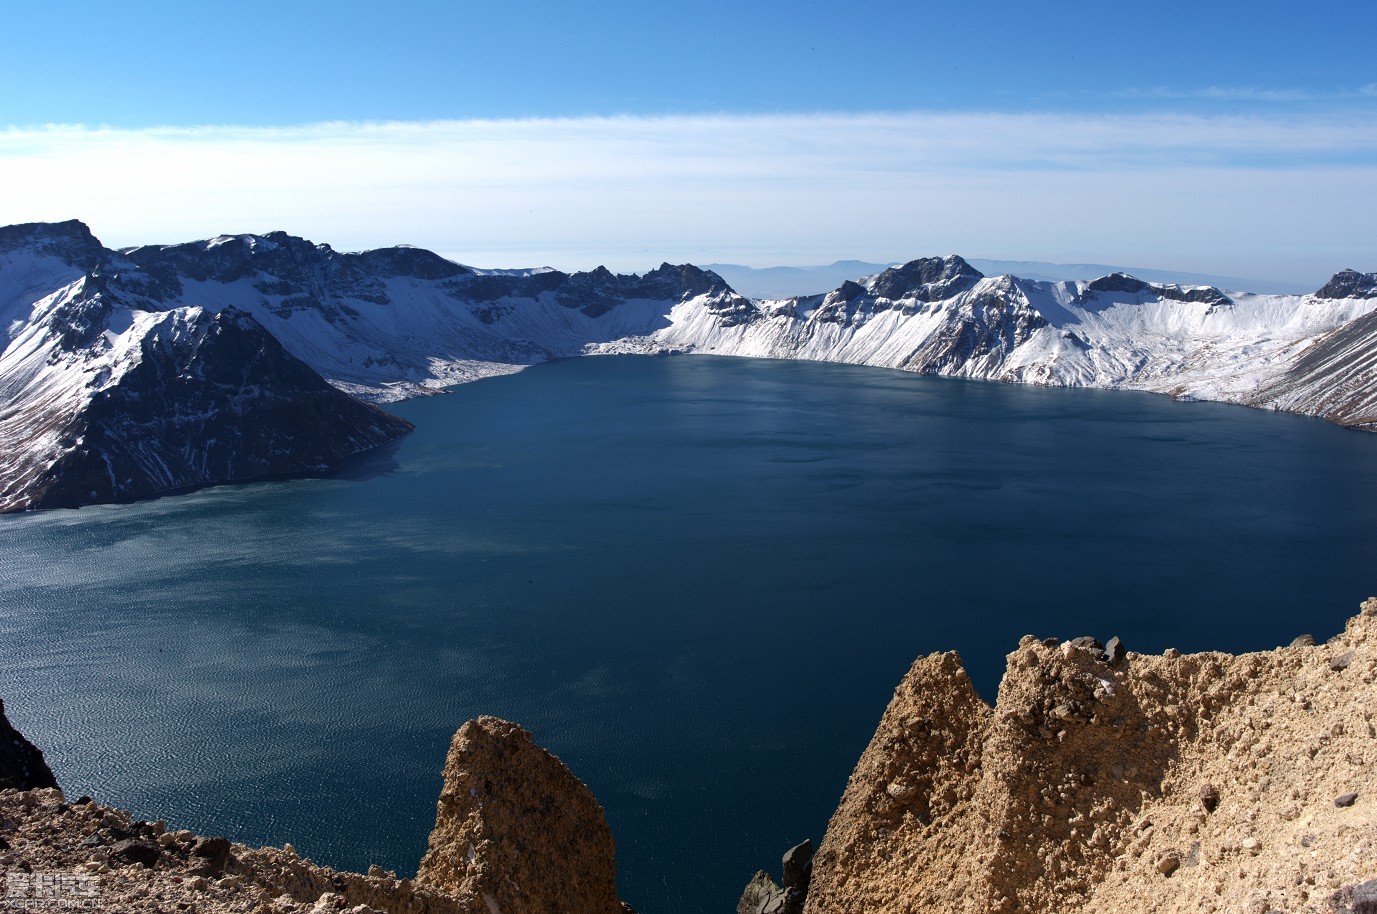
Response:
1116,86,1317,102
2,112,1375,278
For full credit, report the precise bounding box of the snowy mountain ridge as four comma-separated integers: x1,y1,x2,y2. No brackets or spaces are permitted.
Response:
2,221,1375,510
600,257,1377,429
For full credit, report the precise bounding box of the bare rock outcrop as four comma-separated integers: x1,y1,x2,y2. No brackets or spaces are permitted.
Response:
0,698,57,791
0,787,465,914
805,598,1377,914
417,716,626,914
0,712,625,914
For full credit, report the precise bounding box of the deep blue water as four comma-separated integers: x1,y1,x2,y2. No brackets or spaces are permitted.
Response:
3,354,1376,913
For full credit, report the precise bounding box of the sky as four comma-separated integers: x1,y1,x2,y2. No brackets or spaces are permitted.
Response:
2,0,1375,285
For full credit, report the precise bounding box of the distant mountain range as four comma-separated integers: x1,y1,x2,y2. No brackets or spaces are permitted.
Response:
2,220,1374,510
703,260,1311,300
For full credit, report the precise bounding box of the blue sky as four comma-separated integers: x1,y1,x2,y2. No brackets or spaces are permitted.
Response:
2,0,1375,283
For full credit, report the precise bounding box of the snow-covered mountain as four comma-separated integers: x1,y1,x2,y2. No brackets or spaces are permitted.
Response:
101,227,748,401
0,221,749,510
701,258,1306,299
0,224,418,512
2,220,1374,510
602,258,1377,430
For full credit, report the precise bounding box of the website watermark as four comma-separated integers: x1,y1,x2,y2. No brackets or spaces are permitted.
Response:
4,873,102,909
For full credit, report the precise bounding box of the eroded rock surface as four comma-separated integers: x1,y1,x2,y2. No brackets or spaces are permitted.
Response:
805,598,1377,914
0,711,626,914
417,716,626,914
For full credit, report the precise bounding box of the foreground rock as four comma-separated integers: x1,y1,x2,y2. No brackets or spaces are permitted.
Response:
0,699,57,790
417,716,627,914
805,598,1377,914
8,599,1377,913
0,787,465,914
0,714,628,914
737,839,814,914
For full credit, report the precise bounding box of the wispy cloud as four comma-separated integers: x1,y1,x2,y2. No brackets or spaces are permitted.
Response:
1115,85,1377,104
1115,86,1318,102
2,112,1375,277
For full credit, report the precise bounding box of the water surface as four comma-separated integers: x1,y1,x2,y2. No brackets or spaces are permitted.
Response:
3,355,1376,913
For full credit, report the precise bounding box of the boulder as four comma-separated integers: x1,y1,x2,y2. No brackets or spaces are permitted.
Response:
416,716,624,914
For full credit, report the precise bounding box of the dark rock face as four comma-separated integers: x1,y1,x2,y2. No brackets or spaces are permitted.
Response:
736,840,814,914
115,230,739,326
898,285,1049,372
781,839,814,892
1315,269,1377,300
111,837,161,866
352,246,472,280
0,699,59,791
0,220,105,271
868,255,984,303
738,871,782,914
1086,272,1232,306
1331,878,1377,914
123,236,394,315
1087,272,1152,295
1157,285,1232,306
1,301,414,512
189,836,232,876
554,262,741,318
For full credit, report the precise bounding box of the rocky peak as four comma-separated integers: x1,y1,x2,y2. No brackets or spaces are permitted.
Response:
638,262,736,300
553,262,739,317
867,255,984,302
350,246,471,280
0,220,107,270
804,598,1377,914
1314,269,1377,300
417,716,626,914
123,231,331,286
835,279,868,302
1086,272,1232,306
1087,272,1151,295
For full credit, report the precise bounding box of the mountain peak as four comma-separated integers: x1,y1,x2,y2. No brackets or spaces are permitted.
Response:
1086,272,1232,306
866,255,984,302
1086,272,1151,294
1314,269,1377,300
0,220,106,269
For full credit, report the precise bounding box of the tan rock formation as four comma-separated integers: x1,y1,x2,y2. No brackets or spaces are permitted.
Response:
0,713,626,914
805,598,1377,914
0,787,465,914
417,716,625,914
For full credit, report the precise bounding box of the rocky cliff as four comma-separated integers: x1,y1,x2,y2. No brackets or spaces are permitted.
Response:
7,600,1377,914
0,710,630,914
417,717,626,914
801,598,1377,914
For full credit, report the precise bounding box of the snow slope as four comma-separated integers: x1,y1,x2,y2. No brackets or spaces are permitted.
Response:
3,221,1375,510
0,243,415,512
603,260,1377,430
